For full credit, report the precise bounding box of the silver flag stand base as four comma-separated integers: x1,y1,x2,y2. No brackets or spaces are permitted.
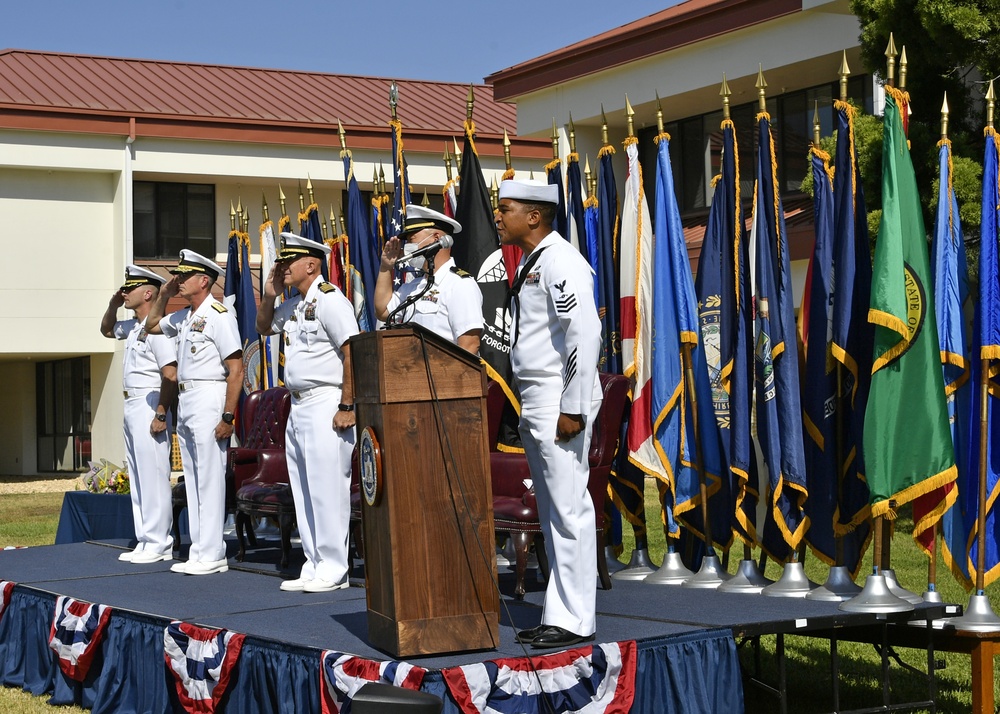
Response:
840,573,914,613
682,554,732,589
882,568,923,604
909,588,947,629
718,559,773,594
604,545,628,574
612,547,657,581
762,561,817,598
644,551,693,585
947,594,1000,633
806,565,862,602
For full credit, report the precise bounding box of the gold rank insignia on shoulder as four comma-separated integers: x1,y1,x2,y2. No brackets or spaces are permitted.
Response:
319,282,337,294
450,267,472,278
211,303,228,313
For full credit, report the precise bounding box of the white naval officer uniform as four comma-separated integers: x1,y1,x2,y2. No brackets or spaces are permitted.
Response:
509,231,603,637
114,316,177,557
159,296,241,565
384,257,483,343
271,277,359,585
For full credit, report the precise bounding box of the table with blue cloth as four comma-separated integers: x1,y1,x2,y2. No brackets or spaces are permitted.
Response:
54,491,134,545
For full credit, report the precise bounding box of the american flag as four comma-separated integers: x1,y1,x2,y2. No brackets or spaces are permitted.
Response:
164,621,245,714
441,641,637,714
48,595,112,681
321,650,426,714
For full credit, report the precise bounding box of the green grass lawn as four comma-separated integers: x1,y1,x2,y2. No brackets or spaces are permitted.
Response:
616,478,991,714
0,485,991,713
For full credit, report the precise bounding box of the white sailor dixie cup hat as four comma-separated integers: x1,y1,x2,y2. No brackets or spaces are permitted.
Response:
169,249,223,281
399,204,462,238
120,264,166,291
277,232,331,261
498,178,559,205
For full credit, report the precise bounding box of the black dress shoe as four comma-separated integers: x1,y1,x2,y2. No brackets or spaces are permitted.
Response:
529,626,596,649
515,625,548,644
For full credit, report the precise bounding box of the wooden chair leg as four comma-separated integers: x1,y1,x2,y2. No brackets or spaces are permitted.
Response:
511,531,531,600
534,534,550,581
172,503,184,553
596,528,612,590
278,513,294,570
243,511,258,547
235,511,248,563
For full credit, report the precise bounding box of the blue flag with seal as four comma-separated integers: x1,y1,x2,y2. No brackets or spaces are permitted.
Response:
343,152,378,332
224,224,259,403
752,112,808,563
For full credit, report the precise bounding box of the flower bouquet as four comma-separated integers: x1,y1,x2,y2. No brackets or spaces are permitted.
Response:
78,459,130,495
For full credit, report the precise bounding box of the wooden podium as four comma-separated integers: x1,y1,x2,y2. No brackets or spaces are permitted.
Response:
350,325,499,657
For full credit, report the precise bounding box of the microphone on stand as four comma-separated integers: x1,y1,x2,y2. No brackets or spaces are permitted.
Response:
393,234,454,265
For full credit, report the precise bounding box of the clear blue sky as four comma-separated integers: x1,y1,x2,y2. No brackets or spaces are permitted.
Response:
1,0,680,84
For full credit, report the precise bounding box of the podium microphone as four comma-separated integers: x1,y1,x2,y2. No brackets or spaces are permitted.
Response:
394,234,454,265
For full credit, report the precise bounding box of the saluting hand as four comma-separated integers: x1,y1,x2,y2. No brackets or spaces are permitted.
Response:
555,413,585,442
380,237,403,270
263,265,284,300
163,276,181,298
109,291,125,309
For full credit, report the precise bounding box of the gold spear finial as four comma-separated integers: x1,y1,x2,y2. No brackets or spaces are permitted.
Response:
987,80,995,130
378,164,386,195
453,137,462,173
337,205,346,235
899,46,908,90
885,32,898,87
655,91,664,135
720,74,731,120
242,207,249,233
321,216,328,240
372,165,379,192
443,141,453,182
529,170,535,180
329,205,336,229
278,185,286,217
465,85,475,122
551,118,560,160
262,192,269,223
389,81,398,121
625,94,635,138
601,105,609,146
584,155,594,198
236,196,243,218
813,100,821,147
338,120,347,153
417,189,427,207
229,201,236,231
839,50,851,103
941,92,950,139
568,112,577,153
756,65,767,114
503,128,512,171
490,174,499,210
306,176,314,205
297,181,304,212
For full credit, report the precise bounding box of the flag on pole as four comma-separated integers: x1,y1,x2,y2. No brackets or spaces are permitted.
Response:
388,116,411,240
451,117,516,409
596,146,621,374
567,151,588,260
801,145,844,568
299,202,330,282
224,225,259,399
828,100,875,577
932,132,973,588
695,118,755,545
344,153,379,331
650,129,726,539
963,124,1000,588
545,157,571,250
864,87,957,540
752,112,809,563
258,218,278,390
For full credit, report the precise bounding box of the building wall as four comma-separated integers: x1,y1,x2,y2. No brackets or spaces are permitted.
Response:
0,362,37,474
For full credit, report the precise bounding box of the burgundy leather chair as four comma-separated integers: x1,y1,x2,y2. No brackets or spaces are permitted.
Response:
490,373,630,599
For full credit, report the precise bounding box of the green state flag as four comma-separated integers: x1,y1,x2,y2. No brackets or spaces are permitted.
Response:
864,87,957,530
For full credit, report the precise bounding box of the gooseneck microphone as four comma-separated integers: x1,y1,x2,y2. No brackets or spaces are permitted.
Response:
393,234,454,265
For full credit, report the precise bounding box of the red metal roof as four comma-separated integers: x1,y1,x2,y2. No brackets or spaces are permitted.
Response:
0,49,547,157
487,0,802,101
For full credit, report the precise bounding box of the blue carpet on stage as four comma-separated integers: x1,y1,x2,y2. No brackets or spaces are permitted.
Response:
0,540,744,713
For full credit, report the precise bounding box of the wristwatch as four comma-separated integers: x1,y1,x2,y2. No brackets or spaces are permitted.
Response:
338,403,355,412
221,412,236,424
155,413,167,423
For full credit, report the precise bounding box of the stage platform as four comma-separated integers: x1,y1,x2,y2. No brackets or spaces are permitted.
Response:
0,537,954,713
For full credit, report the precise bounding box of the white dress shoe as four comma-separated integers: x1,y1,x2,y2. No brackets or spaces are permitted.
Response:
303,578,349,593
118,546,143,562
279,577,311,592
184,559,229,576
169,561,189,574
131,551,173,564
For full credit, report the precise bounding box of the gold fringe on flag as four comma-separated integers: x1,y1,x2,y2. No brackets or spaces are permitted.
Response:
463,119,478,156
501,168,514,181
544,158,561,172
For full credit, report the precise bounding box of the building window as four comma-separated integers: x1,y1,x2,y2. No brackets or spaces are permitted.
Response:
37,357,91,472
134,181,215,259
